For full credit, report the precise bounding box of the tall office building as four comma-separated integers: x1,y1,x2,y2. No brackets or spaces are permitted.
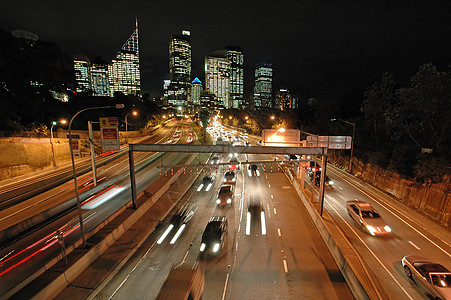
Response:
191,77,203,105
254,63,273,108
226,46,244,108
73,55,91,93
91,58,110,97
168,30,192,106
275,88,297,110
109,22,141,97
205,50,231,108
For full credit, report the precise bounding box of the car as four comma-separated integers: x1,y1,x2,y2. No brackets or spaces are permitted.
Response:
246,195,266,236
248,164,260,177
402,255,451,300
210,156,220,164
307,161,321,173
284,154,299,161
197,175,214,192
157,203,197,245
216,185,234,207
199,216,228,256
224,170,236,184
346,201,391,235
229,157,240,170
309,171,333,187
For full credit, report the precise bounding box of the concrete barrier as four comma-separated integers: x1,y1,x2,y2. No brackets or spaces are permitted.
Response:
286,170,385,300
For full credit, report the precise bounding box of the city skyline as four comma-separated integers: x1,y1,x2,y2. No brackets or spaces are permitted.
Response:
1,1,451,101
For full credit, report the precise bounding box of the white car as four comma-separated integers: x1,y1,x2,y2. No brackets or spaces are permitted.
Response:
346,201,391,236
402,255,451,300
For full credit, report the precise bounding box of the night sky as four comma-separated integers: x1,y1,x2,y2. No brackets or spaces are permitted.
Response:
1,0,450,101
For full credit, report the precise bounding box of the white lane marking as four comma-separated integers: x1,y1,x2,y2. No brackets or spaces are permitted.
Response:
268,183,271,188
338,186,343,190
408,241,421,250
338,174,451,257
278,228,282,237
273,208,277,215
283,259,288,273
271,195,274,199
327,200,414,300
170,224,186,244
109,239,158,300
236,242,238,251
221,273,230,300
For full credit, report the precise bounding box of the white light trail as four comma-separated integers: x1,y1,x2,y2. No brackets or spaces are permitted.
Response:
157,224,174,244
170,224,186,244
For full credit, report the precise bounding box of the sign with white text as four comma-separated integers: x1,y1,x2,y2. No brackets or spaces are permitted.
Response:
100,117,119,151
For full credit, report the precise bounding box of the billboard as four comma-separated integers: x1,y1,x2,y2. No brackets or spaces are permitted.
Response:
261,129,301,147
100,117,119,151
306,136,352,149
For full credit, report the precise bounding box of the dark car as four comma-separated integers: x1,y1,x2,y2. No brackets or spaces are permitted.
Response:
229,157,240,170
224,170,236,184
247,164,260,177
402,255,451,300
157,203,197,245
197,175,214,192
199,216,228,256
246,195,266,236
309,171,333,187
216,185,234,207
210,156,220,164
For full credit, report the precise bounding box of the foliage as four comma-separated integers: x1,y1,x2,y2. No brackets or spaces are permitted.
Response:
361,64,451,181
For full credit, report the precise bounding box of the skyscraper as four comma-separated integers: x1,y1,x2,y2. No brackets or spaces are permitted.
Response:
191,77,203,105
254,63,273,108
226,46,244,109
168,30,191,106
275,88,297,110
91,58,110,97
109,22,141,97
205,50,231,108
73,55,91,93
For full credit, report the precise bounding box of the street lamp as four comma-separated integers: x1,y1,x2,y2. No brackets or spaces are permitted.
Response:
270,115,275,120
68,104,124,249
50,119,67,167
330,118,355,173
125,110,138,144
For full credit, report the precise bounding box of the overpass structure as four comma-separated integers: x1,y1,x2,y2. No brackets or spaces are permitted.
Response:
128,144,329,216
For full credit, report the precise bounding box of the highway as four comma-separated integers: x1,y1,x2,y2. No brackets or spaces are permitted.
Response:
92,153,353,299
319,165,451,300
0,119,195,298
2,120,450,300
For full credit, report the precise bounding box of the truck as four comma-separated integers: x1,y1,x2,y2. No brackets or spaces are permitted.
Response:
156,264,205,300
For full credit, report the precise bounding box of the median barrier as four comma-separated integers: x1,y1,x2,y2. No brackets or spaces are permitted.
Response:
285,170,386,300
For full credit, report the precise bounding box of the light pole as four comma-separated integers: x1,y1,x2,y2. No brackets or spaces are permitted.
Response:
330,118,355,173
50,119,67,167
68,104,124,249
125,110,138,144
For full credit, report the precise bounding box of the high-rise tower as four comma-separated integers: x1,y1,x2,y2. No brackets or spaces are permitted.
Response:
109,20,141,97
254,63,273,108
226,46,244,109
205,50,231,109
73,55,91,93
168,30,191,106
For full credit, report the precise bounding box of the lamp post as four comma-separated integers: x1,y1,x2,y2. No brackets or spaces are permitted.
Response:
330,118,355,173
125,110,138,144
50,119,67,167
68,104,124,249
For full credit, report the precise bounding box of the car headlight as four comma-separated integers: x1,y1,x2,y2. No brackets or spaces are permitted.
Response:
366,225,376,236
227,199,232,204
232,178,236,182
213,243,220,252
329,181,334,185
216,199,221,204
384,225,392,232
200,243,206,252
224,178,226,182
